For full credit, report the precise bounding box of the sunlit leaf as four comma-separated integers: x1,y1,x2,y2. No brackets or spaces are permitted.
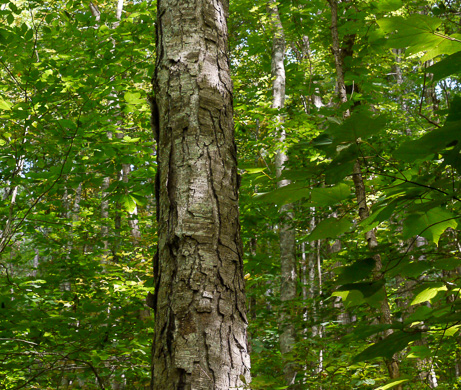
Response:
0,97,12,110
411,285,447,305
375,377,411,390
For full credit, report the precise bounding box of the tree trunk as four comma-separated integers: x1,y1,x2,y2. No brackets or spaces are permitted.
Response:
267,1,299,387
352,161,401,386
151,0,251,388
328,0,402,386
121,163,141,242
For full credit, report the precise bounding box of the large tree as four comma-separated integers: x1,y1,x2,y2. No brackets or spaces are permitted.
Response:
150,0,251,388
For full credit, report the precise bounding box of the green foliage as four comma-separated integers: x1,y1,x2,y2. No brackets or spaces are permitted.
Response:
234,0,461,388
0,0,156,387
2,0,461,388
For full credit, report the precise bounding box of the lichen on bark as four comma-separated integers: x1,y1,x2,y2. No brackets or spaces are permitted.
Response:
151,1,251,389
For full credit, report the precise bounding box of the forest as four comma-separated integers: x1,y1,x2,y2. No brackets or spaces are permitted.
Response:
1,0,461,388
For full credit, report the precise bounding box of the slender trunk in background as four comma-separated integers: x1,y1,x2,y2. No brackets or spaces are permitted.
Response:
89,2,111,256
101,134,112,255
122,163,141,242
422,60,439,119
0,122,28,255
151,0,250,388
327,0,401,386
0,155,24,254
394,48,438,387
308,218,324,375
93,0,131,258
351,162,401,385
267,1,299,387
393,49,412,135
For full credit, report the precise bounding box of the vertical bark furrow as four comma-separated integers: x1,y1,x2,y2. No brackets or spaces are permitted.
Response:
152,0,250,388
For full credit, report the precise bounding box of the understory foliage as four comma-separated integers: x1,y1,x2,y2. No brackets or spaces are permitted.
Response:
1,0,461,389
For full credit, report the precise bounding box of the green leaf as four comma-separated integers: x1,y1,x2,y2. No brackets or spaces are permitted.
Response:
312,133,332,146
324,145,358,184
397,261,432,278
353,331,421,363
433,257,461,271
121,194,137,213
377,15,445,58
331,289,366,308
333,280,386,309
254,183,308,205
360,201,397,231
421,33,461,62
338,280,385,298
402,207,457,245
405,306,433,323
444,325,461,337
311,183,351,206
122,135,140,143
58,119,77,130
394,119,461,163
428,51,461,81
308,217,351,241
411,285,447,305
0,96,12,110
373,0,403,12
244,167,267,174
124,91,144,105
375,377,411,390
407,345,432,359
335,258,375,284
326,111,387,145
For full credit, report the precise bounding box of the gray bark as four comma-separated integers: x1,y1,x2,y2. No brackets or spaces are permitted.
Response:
267,0,298,387
151,0,250,388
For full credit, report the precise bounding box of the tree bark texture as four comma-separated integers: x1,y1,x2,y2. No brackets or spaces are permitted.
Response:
268,1,299,387
151,1,250,389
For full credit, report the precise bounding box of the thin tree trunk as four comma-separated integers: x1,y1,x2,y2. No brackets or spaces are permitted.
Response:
0,154,25,254
121,163,141,242
267,1,298,387
327,0,402,386
101,139,111,256
151,0,250,388
352,161,401,385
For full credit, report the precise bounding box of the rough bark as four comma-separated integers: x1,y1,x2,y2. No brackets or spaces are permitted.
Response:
267,0,299,387
151,0,250,388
